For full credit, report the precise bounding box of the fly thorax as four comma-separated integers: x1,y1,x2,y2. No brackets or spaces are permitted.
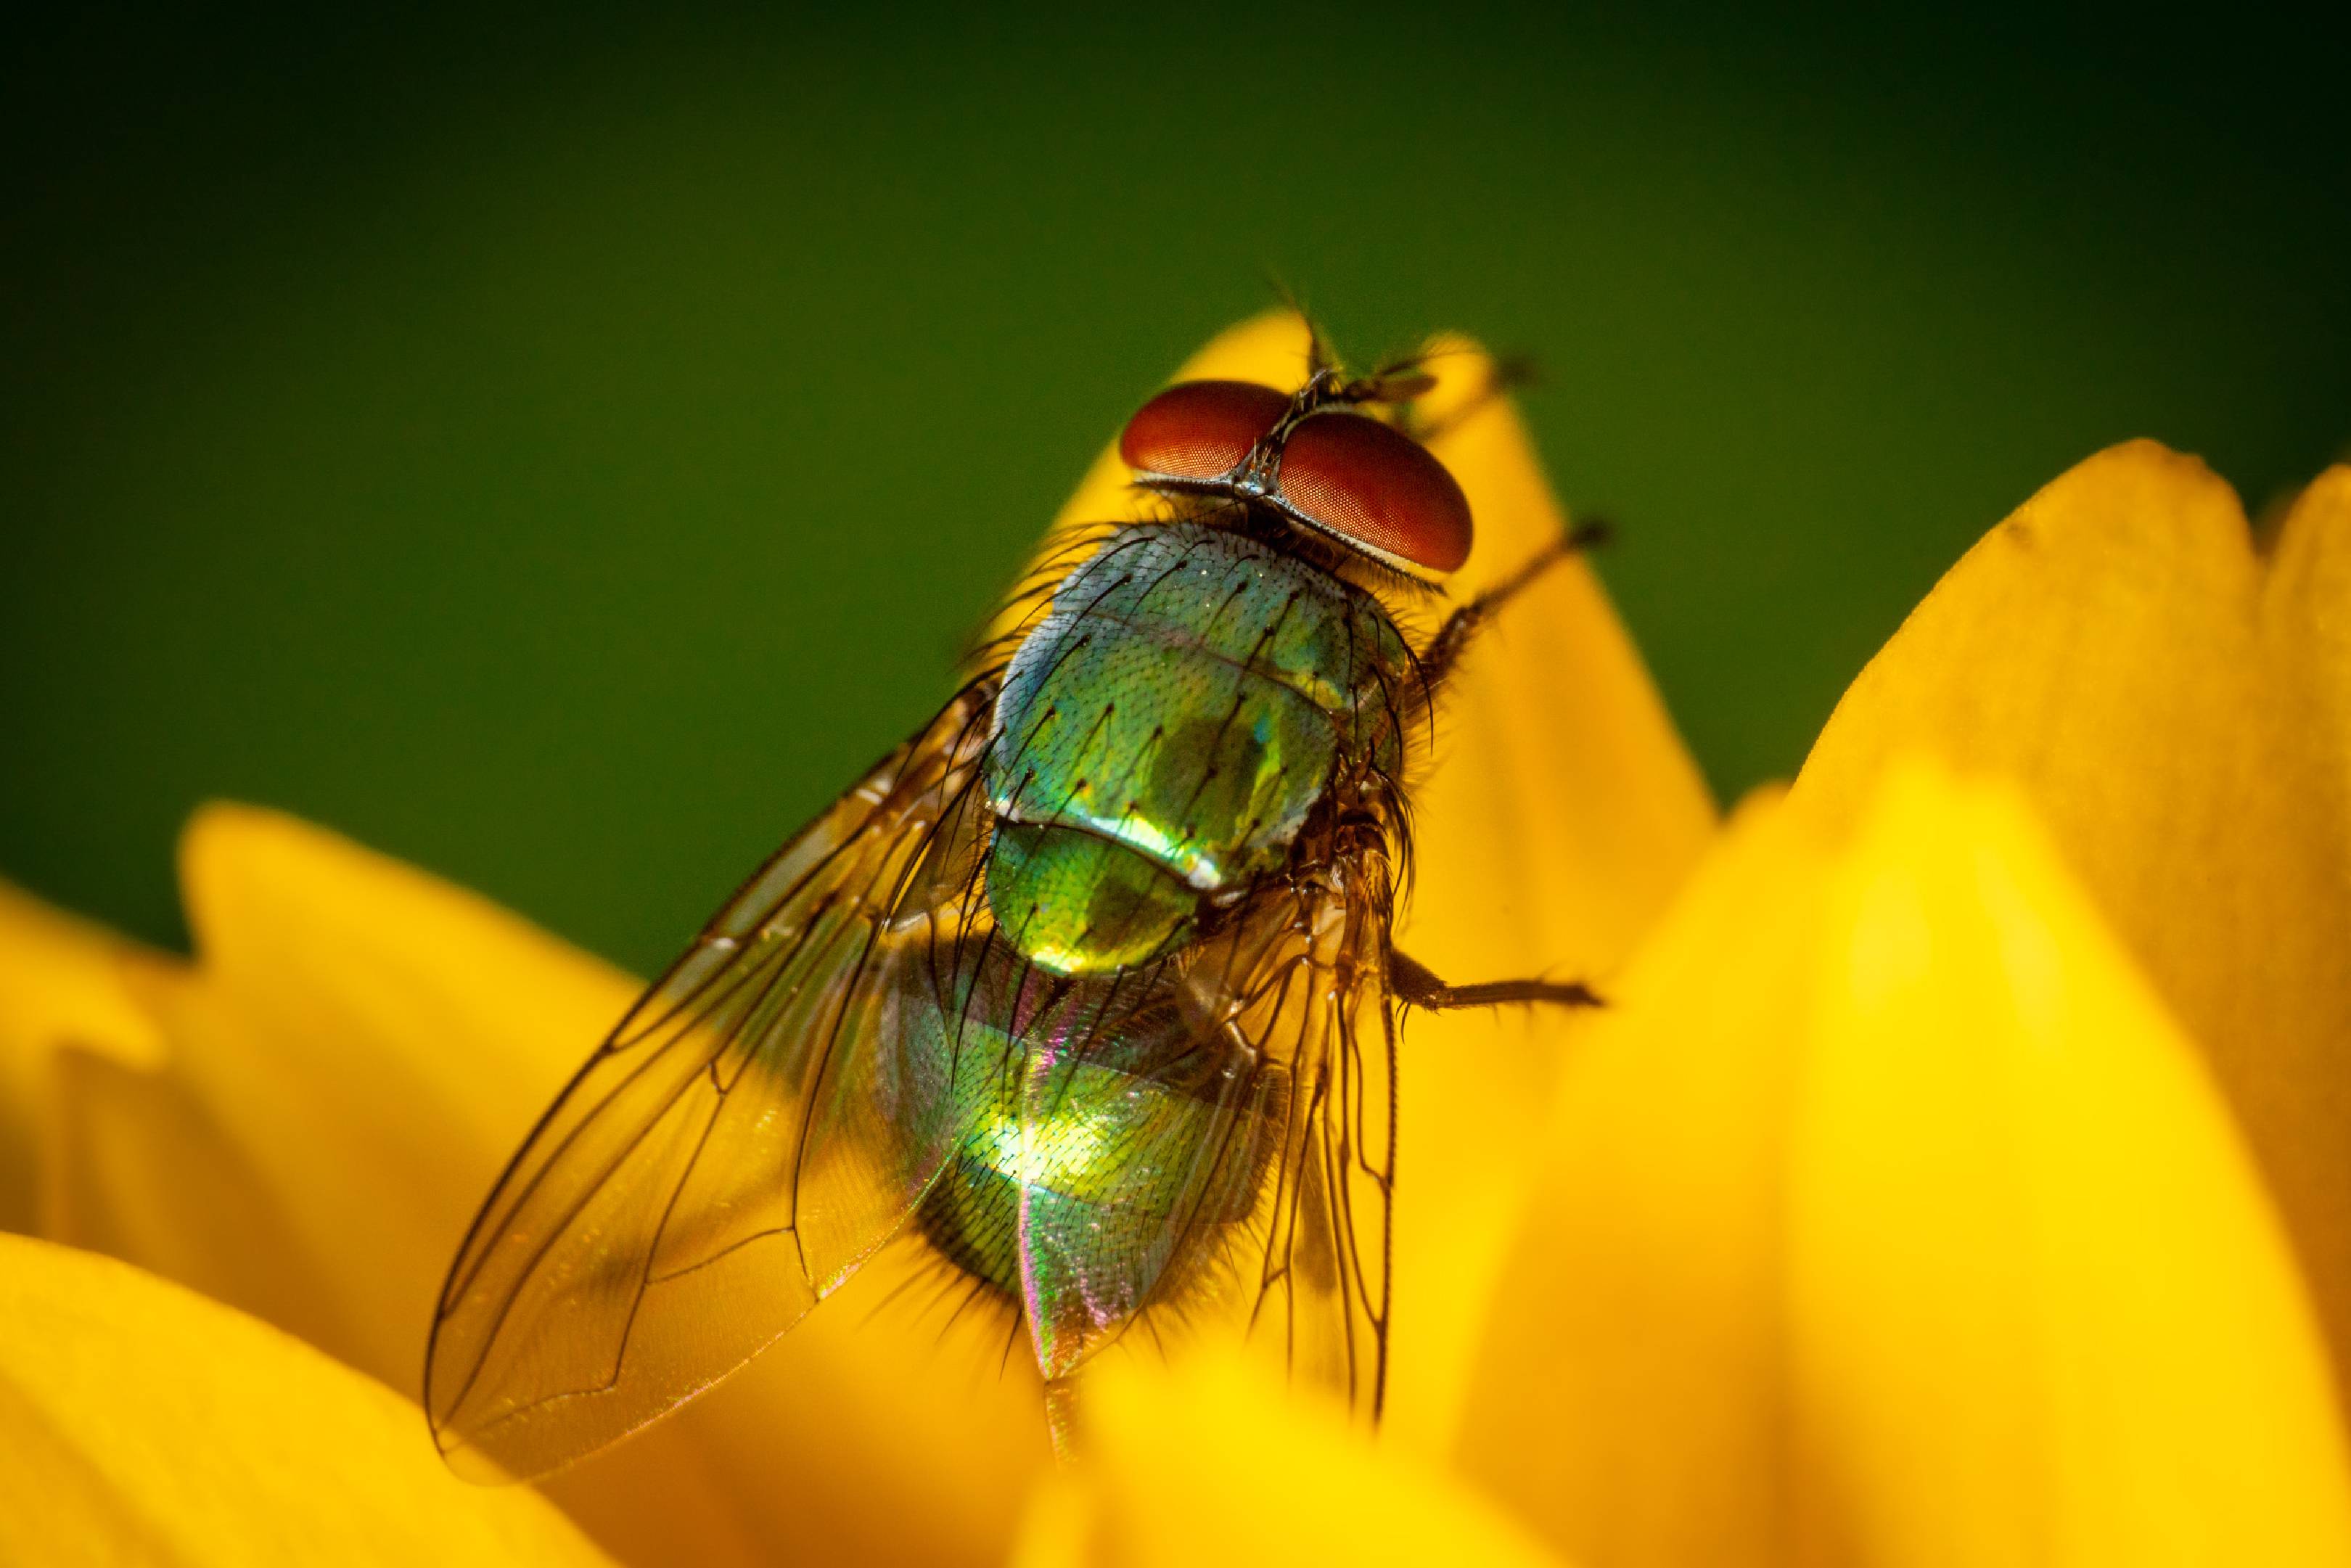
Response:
981,524,1410,977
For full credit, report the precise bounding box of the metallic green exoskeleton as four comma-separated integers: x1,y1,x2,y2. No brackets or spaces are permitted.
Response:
984,522,1410,976
427,340,1599,1481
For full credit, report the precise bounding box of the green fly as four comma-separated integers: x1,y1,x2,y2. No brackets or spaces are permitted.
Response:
424,332,1600,1477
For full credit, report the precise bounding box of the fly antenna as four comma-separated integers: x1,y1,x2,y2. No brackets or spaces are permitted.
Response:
1261,270,1336,378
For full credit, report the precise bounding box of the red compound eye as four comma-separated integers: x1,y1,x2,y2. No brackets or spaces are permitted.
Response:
1276,411,1473,575
1118,379,1291,483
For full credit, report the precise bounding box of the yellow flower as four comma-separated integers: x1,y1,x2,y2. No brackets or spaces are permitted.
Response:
4,313,2347,1567
1445,764,2351,1567
1790,446,2351,1387
0,313,1707,1564
1028,434,2351,1567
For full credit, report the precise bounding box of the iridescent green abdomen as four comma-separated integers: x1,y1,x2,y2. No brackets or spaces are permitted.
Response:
909,943,1278,1362
983,523,1408,975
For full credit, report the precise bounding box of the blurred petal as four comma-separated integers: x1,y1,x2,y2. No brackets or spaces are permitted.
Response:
1455,795,1828,1568
0,1234,613,1567
1792,765,2351,1562
1461,763,2351,1565
2265,465,2351,951
166,803,640,1386
43,1032,349,1357
1012,1351,1570,1568
1062,312,1715,1445
41,805,1049,1567
1791,445,2351,1384
1409,329,1718,977
1398,332,1715,1445
0,882,161,1229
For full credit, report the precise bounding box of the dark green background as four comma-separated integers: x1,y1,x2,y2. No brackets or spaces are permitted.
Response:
6,6,2347,974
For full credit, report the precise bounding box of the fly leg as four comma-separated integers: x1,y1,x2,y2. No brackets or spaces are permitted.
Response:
1387,947,1602,1012
1412,517,1612,703
1387,539,1614,1016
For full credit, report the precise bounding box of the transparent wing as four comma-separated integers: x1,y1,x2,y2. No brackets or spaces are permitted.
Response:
1009,866,1396,1420
1225,881,1395,1419
426,688,1001,1480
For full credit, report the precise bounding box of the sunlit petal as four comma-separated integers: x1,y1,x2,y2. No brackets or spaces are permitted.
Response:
40,806,1048,1567
1012,1351,1570,1568
1791,445,2351,1385
1406,339,1718,1448
1793,765,2351,1563
1455,795,1826,1567
1461,762,2351,1564
0,1234,614,1567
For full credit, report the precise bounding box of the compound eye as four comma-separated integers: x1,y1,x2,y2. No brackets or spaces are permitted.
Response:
1276,411,1473,575
1118,380,1292,483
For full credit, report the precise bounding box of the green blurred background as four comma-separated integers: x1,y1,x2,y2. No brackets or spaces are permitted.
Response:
6,5,2347,974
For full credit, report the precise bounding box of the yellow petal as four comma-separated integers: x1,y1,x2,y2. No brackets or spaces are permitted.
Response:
2265,464,2351,947
44,805,1047,1567
1461,763,2351,1564
42,1030,350,1357
1395,331,1715,1445
1790,445,2351,1387
1012,1350,1570,1568
1454,794,1829,1568
0,1234,614,1567
38,830,776,1567
1047,311,1715,1444
0,880,163,1230
1408,329,1717,977
1792,766,2351,1564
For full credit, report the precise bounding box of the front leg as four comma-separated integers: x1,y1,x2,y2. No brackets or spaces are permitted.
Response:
1388,946,1603,1012
1412,518,1612,703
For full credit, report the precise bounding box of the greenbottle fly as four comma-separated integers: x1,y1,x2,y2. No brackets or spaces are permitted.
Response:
424,329,1601,1477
